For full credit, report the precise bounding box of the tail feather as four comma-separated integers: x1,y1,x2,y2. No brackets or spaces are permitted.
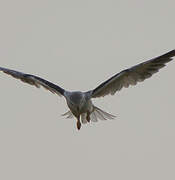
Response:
93,109,107,120
90,106,116,122
90,112,98,122
62,106,116,124
94,106,116,120
62,111,74,119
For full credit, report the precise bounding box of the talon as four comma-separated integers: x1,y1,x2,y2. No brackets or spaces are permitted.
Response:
77,121,81,130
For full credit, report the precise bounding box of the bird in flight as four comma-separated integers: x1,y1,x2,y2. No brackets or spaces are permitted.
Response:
0,50,174,130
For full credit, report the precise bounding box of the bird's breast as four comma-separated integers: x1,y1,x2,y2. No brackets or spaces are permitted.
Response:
79,99,93,113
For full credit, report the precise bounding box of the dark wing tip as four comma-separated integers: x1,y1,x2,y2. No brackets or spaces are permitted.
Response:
0,67,65,96
154,49,175,63
162,49,175,58
90,49,175,98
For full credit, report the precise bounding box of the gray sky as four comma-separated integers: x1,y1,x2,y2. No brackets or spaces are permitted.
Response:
0,0,175,180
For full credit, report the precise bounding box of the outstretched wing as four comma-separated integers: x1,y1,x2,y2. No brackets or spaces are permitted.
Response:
0,67,65,96
90,50,175,98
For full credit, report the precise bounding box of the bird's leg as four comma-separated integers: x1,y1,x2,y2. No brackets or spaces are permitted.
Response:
76,116,81,130
86,111,90,123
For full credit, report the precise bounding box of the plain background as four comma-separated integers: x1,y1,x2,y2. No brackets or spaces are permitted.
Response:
0,1,174,180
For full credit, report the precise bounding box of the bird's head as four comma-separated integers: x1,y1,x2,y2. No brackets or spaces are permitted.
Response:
64,91,85,112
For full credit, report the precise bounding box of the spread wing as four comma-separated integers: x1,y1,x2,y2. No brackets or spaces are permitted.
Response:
0,67,65,96
90,50,175,98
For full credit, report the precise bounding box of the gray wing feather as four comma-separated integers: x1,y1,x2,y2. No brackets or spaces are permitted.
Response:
0,67,65,96
91,50,175,98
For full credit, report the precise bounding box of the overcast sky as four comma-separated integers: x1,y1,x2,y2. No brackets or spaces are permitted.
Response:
0,1,175,180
